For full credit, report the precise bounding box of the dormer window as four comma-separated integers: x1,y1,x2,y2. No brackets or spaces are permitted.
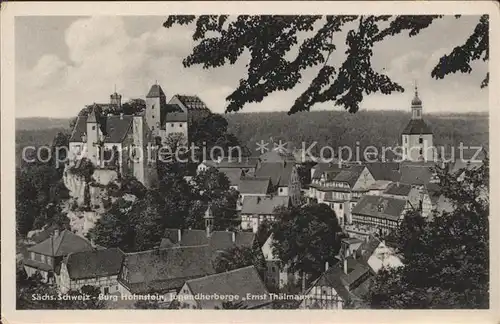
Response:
92,126,96,130
377,204,384,212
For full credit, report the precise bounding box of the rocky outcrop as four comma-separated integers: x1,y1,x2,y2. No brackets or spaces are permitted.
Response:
63,168,87,207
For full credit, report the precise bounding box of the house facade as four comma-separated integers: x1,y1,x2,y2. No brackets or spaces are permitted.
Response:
175,266,271,309
240,196,290,233
59,248,124,294
23,229,94,284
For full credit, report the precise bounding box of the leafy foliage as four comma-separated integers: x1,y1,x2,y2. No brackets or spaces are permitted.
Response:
16,270,106,309
164,15,488,114
212,245,267,276
271,203,344,278
367,159,489,309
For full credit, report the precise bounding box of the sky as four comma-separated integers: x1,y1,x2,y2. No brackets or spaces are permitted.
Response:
15,15,488,118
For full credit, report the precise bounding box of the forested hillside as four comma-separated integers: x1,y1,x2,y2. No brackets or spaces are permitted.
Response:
225,111,489,155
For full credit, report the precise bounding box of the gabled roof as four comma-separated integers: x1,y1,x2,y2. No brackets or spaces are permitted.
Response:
333,166,365,187
351,195,407,221
165,112,188,122
203,157,259,169
69,115,133,143
383,182,413,196
28,230,93,257
173,95,211,112
121,246,216,294
160,229,256,252
238,176,271,195
259,149,296,163
401,119,433,135
218,168,244,187
160,103,184,126
241,196,289,215
310,258,371,302
364,162,401,181
254,162,294,187
312,163,342,180
65,248,124,280
146,84,166,98
184,266,270,309
399,164,435,186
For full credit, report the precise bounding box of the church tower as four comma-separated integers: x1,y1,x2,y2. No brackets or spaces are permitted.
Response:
145,82,166,137
401,85,434,162
110,89,122,111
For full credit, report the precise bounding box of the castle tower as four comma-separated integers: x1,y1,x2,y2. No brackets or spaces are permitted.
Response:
86,104,101,165
145,82,166,137
401,85,434,162
110,89,122,110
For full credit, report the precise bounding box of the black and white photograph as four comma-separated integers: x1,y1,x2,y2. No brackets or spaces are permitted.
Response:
1,1,498,322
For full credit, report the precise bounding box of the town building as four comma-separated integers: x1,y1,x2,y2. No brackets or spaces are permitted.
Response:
240,196,290,233
24,229,94,284
348,195,410,239
160,228,257,252
260,234,301,290
117,246,216,304
59,248,124,294
308,164,375,226
401,85,435,162
176,266,271,309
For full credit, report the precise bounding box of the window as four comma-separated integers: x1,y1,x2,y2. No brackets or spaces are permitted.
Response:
419,148,423,155
272,267,276,272
416,110,421,117
404,136,407,144
419,137,423,144
179,123,183,127
30,252,35,260
171,123,174,127
47,257,52,266
279,188,283,193
41,255,46,263
104,287,109,294
152,126,154,130
152,104,155,109
92,126,96,130
339,204,343,210
152,115,155,119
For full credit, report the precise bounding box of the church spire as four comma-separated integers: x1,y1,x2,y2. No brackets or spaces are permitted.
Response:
411,81,422,119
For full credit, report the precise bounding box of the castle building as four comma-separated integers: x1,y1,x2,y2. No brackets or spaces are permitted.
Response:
401,86,435,162
68,83,211,188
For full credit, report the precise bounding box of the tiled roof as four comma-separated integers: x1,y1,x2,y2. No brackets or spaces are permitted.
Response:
311,163,342,180
218,168,244,187
174,95,211,112
121,246,215,294
241,196,289,215
165,112,188,122
383,182,412,196
28,230,93,257
259,149,296,163
254,162,294,187
355,235,381,263
203,157,259,169
146,84,166,98
238,176,270,195
401,119,433,135
333,166,365,187
367,180,393,191
69,115,133,143
28,224,59,244
160,103,184,126
399,164,435,186
65,248,124,280
351,195,407,221
184,266,270,309
160,229,256,252
311,258,371,302
364,162,401,181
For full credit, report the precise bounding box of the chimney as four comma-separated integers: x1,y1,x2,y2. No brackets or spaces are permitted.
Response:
232,232,236,243
343,258,348,275
325,261,329,271
177,229,182,243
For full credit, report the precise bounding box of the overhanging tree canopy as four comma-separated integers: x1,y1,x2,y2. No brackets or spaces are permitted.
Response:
164,15,488,114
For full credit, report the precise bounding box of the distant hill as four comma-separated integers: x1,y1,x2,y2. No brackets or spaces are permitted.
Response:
16,118,72,131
